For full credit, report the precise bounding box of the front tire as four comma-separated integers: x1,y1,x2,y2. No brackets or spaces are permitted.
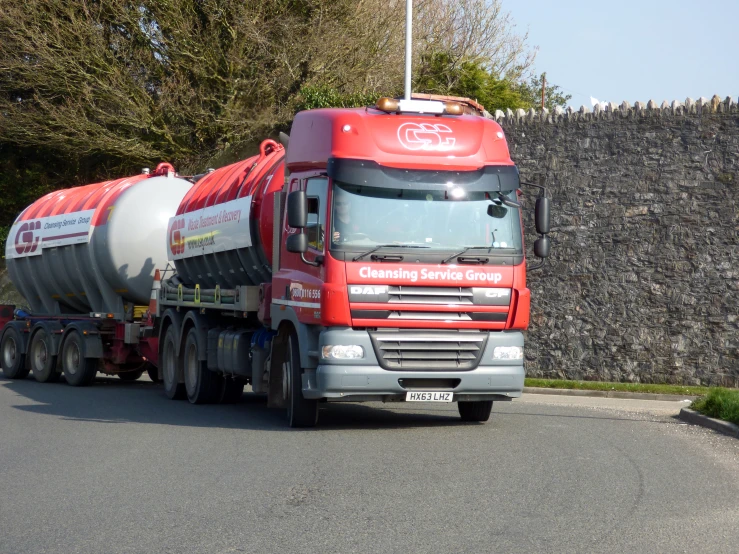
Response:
284,330,318,428
61,332,98,387
161,325,185,400
1,326,30,379
30,329,60,383
458,400,493,422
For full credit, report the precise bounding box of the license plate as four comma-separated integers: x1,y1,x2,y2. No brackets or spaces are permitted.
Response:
405,391,453,402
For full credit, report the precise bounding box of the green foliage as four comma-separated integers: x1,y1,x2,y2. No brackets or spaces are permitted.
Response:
525,378,712,397
520,72,572,112
691,388,739,425
0,0,563,236
296,86,386,111
414,52,529,111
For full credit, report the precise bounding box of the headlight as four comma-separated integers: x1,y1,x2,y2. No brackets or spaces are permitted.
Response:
321,345,364,359
493,346,523,360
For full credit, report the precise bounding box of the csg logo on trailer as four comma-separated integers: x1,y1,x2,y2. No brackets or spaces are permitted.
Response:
397,123,456,151
14,221,41,255
169,218,185,255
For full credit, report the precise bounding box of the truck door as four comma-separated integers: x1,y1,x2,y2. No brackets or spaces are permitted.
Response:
276,176,327,323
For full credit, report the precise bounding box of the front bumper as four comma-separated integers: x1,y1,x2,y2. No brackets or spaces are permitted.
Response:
302,328,525,401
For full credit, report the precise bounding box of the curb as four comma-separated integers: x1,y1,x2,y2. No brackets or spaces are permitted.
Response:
523,387,696,402
679,408,739,439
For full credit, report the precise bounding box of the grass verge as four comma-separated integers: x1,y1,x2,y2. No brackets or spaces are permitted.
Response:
524,378,711,396
691,388,739,426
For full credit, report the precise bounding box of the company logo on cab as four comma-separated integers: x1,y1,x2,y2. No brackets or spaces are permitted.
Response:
14,221,41,255
169,218,185,255
397,122,456,151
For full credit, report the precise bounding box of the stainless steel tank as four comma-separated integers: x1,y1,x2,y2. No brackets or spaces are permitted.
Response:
5,165,192,316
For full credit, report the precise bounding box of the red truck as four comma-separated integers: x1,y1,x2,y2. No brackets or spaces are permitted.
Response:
1,96,551,427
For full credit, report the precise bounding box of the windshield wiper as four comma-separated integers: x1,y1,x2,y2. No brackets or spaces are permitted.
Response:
352,244,430,262
441,246,484,264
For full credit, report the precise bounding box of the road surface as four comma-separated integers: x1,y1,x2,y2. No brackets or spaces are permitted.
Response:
1,376,737,553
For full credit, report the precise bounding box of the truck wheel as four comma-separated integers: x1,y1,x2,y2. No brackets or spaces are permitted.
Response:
219,377,245,404
1,326,30,379
284,330,318,428
117,370,144,381
161,326,185,400
458,400,493,422
61,332,98,386
183,328,218,404
30,329,60,383
146,363,161,383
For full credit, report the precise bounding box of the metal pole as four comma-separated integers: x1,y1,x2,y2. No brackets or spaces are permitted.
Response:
541,74,546,110
404,0,413,100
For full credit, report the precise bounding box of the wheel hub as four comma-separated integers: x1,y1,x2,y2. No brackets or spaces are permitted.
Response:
3,338,16,367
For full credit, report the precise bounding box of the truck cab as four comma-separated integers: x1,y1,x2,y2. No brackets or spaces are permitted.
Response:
270,97,550,425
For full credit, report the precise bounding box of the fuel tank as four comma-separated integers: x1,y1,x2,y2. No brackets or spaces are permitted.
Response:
167,139,286,288
5,164,193,315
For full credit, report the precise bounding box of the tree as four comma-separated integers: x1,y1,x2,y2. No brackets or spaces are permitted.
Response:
520,72,572,112
0,0,567,240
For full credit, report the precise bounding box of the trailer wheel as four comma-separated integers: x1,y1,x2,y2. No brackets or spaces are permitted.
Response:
284,330,318,428
1,326,30,379
183,328,218,404
457,400,493,422
61,332,98,387
161,326,185,400
30,329,60,383
219,377,245,404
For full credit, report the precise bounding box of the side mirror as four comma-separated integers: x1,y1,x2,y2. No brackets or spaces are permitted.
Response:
534,235,550,259
287,190,307,228
285,233,308,254
535,197,550,235
286,233,308,254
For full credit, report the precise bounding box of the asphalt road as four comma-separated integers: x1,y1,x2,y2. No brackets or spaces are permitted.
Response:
1,376,737,554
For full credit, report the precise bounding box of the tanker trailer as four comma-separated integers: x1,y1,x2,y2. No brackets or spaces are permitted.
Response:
0,163,193,385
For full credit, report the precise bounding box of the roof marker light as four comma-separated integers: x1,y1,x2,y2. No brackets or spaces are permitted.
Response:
376,97,400,112
342,124,352,133
444,102,464,115
450,187,466,199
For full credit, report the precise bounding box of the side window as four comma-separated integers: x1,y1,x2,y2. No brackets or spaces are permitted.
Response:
305,177,328,251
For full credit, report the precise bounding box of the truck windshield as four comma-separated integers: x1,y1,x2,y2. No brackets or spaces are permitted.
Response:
330,182,522,252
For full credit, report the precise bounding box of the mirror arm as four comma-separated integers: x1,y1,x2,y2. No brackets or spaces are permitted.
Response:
527,258,546,272
300,252,322,267
520,181,548,197
497,192,521,208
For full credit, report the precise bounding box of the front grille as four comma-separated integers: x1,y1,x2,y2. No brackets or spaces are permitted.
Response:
369,331,488,371
388,286,473,305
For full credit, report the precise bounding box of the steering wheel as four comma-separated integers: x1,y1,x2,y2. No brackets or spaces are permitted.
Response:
342,232,371,242
374,208,406,229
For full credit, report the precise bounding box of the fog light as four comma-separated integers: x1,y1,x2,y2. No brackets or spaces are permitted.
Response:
322,345,364,359
493,346,523,360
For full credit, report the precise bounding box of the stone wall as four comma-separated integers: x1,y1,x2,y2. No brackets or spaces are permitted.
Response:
498,96,739,386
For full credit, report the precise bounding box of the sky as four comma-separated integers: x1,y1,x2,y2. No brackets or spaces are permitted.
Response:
503,0,739,109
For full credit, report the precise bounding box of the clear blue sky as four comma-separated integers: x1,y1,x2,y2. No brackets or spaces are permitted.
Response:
503,0,739,108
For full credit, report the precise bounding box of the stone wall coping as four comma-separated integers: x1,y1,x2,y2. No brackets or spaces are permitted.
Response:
485,95,738,125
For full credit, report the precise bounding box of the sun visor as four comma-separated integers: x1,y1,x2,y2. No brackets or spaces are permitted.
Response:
327,158,519,192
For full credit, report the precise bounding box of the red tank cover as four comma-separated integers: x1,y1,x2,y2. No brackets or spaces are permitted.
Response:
169,140,286,288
